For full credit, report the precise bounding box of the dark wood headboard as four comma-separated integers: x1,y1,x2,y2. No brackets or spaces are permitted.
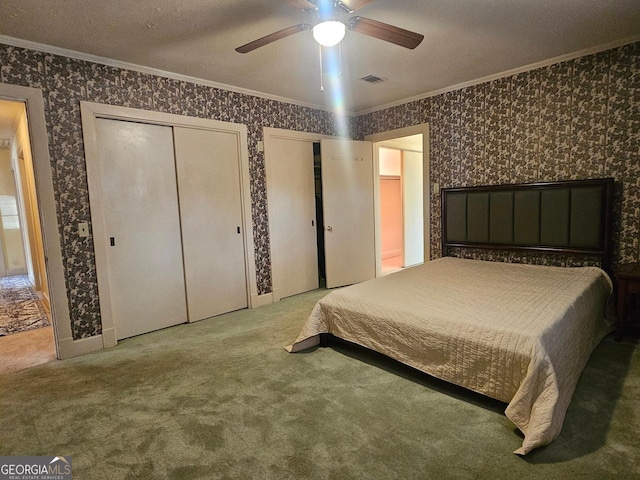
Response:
441,178,614,268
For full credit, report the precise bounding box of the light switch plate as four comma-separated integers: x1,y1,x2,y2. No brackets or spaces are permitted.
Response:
78,222,90,238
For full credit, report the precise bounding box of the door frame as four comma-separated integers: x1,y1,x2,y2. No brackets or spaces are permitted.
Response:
0,83,70,358
81,102,256,348
365,124,430,276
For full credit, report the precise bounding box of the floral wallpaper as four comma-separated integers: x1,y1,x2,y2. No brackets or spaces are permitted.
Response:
1,40,638,339
356,42,640,268
0,43,344,338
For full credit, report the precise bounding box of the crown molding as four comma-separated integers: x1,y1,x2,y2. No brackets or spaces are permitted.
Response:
354,35,640,116
0,35,338,114
3,34,639,119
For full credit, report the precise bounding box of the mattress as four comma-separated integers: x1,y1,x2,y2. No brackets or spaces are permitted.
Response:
286,257,613,454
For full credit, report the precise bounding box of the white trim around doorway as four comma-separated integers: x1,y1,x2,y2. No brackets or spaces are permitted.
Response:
0,83,76,359
365,124,431,275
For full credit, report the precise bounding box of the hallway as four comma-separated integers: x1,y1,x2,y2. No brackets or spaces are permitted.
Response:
0,274,55,373
0,98,57,372
0,274,50,335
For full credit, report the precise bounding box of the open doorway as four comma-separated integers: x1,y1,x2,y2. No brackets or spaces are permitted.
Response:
0,99,55,372
379,146,405,273
375,135,425,275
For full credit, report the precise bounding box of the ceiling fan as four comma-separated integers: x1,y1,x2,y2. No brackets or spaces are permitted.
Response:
235,0,424,54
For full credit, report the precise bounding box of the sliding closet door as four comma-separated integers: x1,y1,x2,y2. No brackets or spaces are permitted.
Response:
173,127,248,321
266,137,318,300
96,119,188,340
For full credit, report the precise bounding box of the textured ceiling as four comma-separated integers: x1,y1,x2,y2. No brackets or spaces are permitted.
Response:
1,0,640,114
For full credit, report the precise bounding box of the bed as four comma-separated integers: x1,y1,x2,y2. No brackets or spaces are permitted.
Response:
286,178,615,455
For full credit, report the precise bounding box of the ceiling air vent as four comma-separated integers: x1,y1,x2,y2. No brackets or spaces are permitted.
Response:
360,75,387,84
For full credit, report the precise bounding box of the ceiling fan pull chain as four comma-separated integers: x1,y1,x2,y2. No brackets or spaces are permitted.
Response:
319,44,324,92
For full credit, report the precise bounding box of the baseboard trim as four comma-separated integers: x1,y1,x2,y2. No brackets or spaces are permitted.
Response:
251,292,274,308
5,268,28,276
382,250,402,260
41,291,51,312
101,327,117,348
57,334,105,360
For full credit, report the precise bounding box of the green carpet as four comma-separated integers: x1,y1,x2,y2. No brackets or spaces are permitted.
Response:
1,289,638,479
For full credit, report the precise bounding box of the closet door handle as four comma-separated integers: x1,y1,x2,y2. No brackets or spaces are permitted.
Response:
237,226,241,234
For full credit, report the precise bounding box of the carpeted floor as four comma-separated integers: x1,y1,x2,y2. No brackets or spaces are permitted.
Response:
0,274,50,336
0,289,638,479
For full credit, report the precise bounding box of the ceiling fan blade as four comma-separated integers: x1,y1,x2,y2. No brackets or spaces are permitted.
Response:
285,0,317,10
339,0,374,12
236,24,311,54
347,16,424,49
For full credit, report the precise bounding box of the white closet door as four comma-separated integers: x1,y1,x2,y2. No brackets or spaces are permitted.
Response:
266,137,318,300
173,127,248,321
321,139,376,288
96,119,187,340
403,150,424,267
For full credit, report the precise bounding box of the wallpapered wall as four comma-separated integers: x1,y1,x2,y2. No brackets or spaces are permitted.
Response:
356,42,639,268
0,44,348,339
1,41,638,340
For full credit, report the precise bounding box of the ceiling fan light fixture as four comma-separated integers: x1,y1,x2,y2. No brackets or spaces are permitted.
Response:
312,20,346,47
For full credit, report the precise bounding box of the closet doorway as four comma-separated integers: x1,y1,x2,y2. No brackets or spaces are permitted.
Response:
82,102,257,345
265,129,377,300
266,136,320,300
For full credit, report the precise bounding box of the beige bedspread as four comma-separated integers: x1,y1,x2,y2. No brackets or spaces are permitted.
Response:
286,257,613,454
